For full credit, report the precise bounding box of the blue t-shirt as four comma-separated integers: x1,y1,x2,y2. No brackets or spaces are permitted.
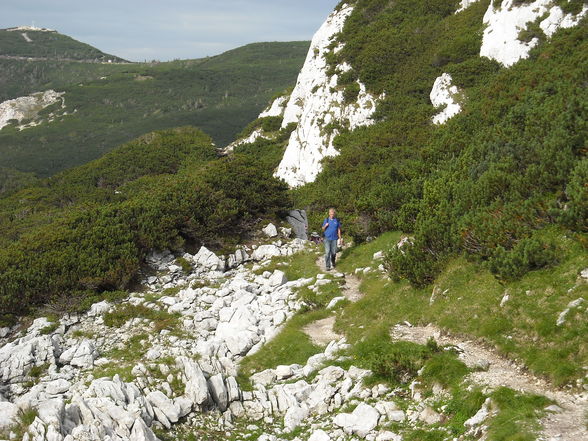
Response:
322,217,341,240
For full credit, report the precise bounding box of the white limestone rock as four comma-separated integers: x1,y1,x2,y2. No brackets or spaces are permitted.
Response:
431,73,462,124
262,223,279,238
333,403,380,438
375,431,402,441
480,0,588,67
268,270,288,287
284,405,309,432
465,397,492,429
46,379,72,395
252,245,282,261
208,374,229,411
180,357,209,406
59,340,97,368
259,95,289,118
147,391,180,424
0,334,59,383
0,401,19,431
327,296,346,310
193,246,226,272
251,369,277,387
456,0,480,13
87,300,111,317
275,4,380,187
130,417,158,441
309,429,332,441
37,398,65,430
0,90,64,130
556,297,585,326
419,406,443,424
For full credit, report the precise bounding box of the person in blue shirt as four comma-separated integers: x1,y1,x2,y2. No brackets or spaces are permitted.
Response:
322,208,342,271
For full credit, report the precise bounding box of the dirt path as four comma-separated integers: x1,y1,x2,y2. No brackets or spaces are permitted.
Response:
303,255,364,346
303,316,342,346
390,323,588,441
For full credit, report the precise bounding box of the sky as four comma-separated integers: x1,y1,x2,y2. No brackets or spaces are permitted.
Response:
1,0,340,61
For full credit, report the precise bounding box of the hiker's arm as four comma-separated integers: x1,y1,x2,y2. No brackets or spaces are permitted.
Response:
338,227,342,239
322,220,328,231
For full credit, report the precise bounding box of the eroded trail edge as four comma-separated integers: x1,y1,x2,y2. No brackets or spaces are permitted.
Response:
391,323,588,441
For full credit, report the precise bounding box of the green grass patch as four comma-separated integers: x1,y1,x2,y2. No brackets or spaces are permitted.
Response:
337,231,403,274
93,333,149,382
350,328,468,388
487,387,551,441
39,321,60,335
0,407,39,440
103,304,181,332
254,248,322,280
71,329,96,339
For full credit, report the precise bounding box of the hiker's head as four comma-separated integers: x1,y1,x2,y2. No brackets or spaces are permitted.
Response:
328,208,336,219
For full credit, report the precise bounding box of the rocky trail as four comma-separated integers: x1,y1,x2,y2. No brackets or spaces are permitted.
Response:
303,255,363,347
390,323,588,441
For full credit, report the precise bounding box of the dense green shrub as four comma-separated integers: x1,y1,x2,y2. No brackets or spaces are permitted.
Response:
384,240,442,287
488,236,559,281
560,159,588,232
295,2,587,286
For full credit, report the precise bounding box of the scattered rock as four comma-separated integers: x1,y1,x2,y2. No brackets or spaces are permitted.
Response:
263,223,279,237
0,401,19,431
208,374,229,412
284,405,309,432
333,403,380,438
464,398,492,428
285,210,308,240
556,297,585,326
418,406,442,425
59,340,97,368
309,429,331,441
268,270,288,287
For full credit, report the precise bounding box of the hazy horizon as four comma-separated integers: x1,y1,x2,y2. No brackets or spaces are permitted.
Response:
0,0,339,62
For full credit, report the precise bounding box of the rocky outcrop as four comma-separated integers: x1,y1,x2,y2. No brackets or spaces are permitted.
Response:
285,210,308,240
430,73,462,125
274,4,381,188
0,90,64,130
480,0,588,67
259,95,289,118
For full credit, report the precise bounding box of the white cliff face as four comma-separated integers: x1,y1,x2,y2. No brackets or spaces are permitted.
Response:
223,95,289,154
259,95,289,118
480,0,588,67
430,74,462,125
275,4,380,188
0,90,64,130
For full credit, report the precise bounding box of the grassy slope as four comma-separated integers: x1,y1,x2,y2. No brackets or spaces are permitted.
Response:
0,29,126,62
335,231,588,387
0,41,309,178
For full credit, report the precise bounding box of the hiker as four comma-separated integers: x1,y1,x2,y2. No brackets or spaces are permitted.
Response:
322,208,342,271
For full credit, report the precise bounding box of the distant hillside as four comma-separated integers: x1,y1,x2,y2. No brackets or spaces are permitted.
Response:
0,27,126,63
0,40,309,180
